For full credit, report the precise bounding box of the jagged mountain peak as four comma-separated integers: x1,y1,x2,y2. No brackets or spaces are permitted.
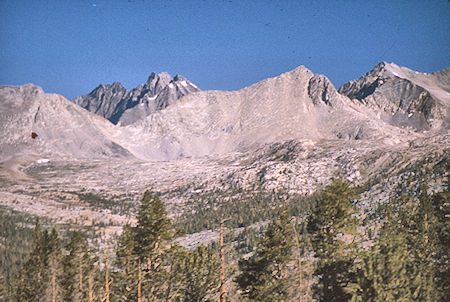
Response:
147,71,171,81
339,62,449,131
73,81,128,119
282,64,311,74
111,81,125,89
73,72,200,126
119,64,411,160
93,81,126,94
173,74,187,82
117,73,201,126
344,61,420,86
271,65,313,82
145,72,172,90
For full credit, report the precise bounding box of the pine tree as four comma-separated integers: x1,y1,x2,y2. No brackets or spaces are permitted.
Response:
13,219,46,301
291,220,314,302
13,222,64,302
355,185,448,302
134,191,174,259
114,224,139,301
354,207,412,302
136,191,175,300
114,191,176,301
236,208,295,301
183,245,220,302
307,179,359,302
63,231,97,301
43,228,64,302
407,191,440,301
384,191,442,301
159,244,187,301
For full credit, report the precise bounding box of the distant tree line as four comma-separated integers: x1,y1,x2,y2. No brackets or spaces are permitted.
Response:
1,179,448,301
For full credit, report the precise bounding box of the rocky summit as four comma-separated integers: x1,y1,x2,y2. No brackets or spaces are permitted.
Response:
72,72,200,126
0,62,448,249
339,62,449,131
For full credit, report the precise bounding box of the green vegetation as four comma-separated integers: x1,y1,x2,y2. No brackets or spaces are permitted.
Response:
0,206,45,280
63,232,101,301
353,184,449,301
176,189,316,234
236,207,295,301
307,180,359,301
74,191,138,216
13,221,64,301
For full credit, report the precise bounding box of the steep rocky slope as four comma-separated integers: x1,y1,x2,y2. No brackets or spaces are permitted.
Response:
73,72,200,126
339,62,450,131
72,81,128,122
0,84,130,160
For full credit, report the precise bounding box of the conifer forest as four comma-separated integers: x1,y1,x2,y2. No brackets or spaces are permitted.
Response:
1,178,448,302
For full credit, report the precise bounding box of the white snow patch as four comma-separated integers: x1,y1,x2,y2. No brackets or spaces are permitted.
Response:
190,83,198,89
392,71,399,77
408,112,413,118
180,81,188,87
148,95,157,100
37,159,50,164
168,83,174,89
391,112,395,116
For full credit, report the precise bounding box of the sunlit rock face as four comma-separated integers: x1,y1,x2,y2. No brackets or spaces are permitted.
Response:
0,84,131,160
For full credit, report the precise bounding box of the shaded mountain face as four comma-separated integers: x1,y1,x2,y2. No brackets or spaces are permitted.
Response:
73,72,200,126
339,62,450,131
72,81,127,121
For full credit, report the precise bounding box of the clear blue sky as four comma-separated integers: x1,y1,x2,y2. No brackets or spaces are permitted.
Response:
1,0,449,99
